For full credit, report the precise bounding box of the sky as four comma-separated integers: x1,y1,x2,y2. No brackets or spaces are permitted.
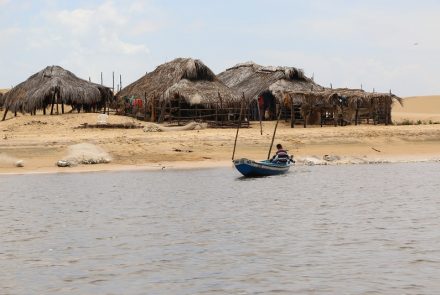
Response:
0,0,439,97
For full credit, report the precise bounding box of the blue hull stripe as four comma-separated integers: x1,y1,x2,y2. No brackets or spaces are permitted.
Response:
233,158,291,177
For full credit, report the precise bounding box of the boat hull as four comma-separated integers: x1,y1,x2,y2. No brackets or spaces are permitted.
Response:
233,158,291,177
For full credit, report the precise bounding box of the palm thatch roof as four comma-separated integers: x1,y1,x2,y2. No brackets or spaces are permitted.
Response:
117,58,240,106
284,88,403,107
2,66,113,113
217,62,324,101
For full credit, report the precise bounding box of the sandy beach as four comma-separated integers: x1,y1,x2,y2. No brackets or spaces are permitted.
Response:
1,96,439,174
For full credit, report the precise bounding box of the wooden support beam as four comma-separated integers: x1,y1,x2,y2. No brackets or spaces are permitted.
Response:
144,92,147,121
50,93,55,115
355,101,359,126
151,93,156,122
2,108,8,121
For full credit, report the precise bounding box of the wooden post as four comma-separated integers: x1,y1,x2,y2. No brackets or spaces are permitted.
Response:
178,94,182,125
387,89,392,125
43,106,46,115
56,92,59,115
2,108,8,121
355,100,359,126
232,99,244,161
303,108,307,128
50,92,55,115
215,102,218,124
267,102,283,160
101,72,103,85
368,98,373,124
290,98,295,128
61,99,65,114
151,92,156,122
144,92,147,121
120,74,122,90
168,99,172,123
257,94,263,134
158,95,166,123
112,71,115,93
320,107,323,127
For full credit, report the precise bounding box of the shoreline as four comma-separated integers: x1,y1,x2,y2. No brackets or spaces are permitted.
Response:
1,157,439,176
1,113,440,175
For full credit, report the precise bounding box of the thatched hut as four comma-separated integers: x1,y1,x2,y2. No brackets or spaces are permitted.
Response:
284,88,402,126
217,62,323,120
2,66,113,120
117,58,241,123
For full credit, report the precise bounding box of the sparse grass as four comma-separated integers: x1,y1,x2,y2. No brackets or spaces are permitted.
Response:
397,118,415,125
396,118,440,125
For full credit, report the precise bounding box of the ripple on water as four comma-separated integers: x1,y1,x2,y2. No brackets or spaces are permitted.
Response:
1,162,440,294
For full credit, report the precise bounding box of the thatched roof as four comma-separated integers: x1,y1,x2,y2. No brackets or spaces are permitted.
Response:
217,62,324,101
285,88,403,107
117,58,240,106
2,66,113,113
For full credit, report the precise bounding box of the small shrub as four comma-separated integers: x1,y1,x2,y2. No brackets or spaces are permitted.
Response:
399,119,414,125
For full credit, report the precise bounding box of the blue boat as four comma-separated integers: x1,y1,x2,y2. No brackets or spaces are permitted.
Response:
233,158,292,177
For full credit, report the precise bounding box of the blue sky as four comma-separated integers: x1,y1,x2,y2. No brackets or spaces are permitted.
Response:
0,0,439,96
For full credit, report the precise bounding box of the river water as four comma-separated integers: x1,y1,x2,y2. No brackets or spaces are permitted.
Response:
1,162,440,294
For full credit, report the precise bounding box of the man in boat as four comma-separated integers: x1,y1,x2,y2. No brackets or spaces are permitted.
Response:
271,144,292,164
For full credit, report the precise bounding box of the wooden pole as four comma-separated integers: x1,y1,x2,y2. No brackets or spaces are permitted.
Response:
387,89,392,125
43,106,46,115
50,92,55,115
178,93,182,125
112,72,115,93
267,101,282,160
151,92,156,122
101,72,103,85
320,107,323,127
144,92,147,121
232,98,244,161
168,99,172,123
56,92,59,115
256,95,263,135
2,108,8,121
355,99,359,125
290,98,294,128
303,109,307,128
120,74,122,90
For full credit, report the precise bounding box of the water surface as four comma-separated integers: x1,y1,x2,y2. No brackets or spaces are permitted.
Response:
1,163,440,294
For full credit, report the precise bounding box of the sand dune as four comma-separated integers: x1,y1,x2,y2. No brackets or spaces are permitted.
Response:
393,95,440,123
